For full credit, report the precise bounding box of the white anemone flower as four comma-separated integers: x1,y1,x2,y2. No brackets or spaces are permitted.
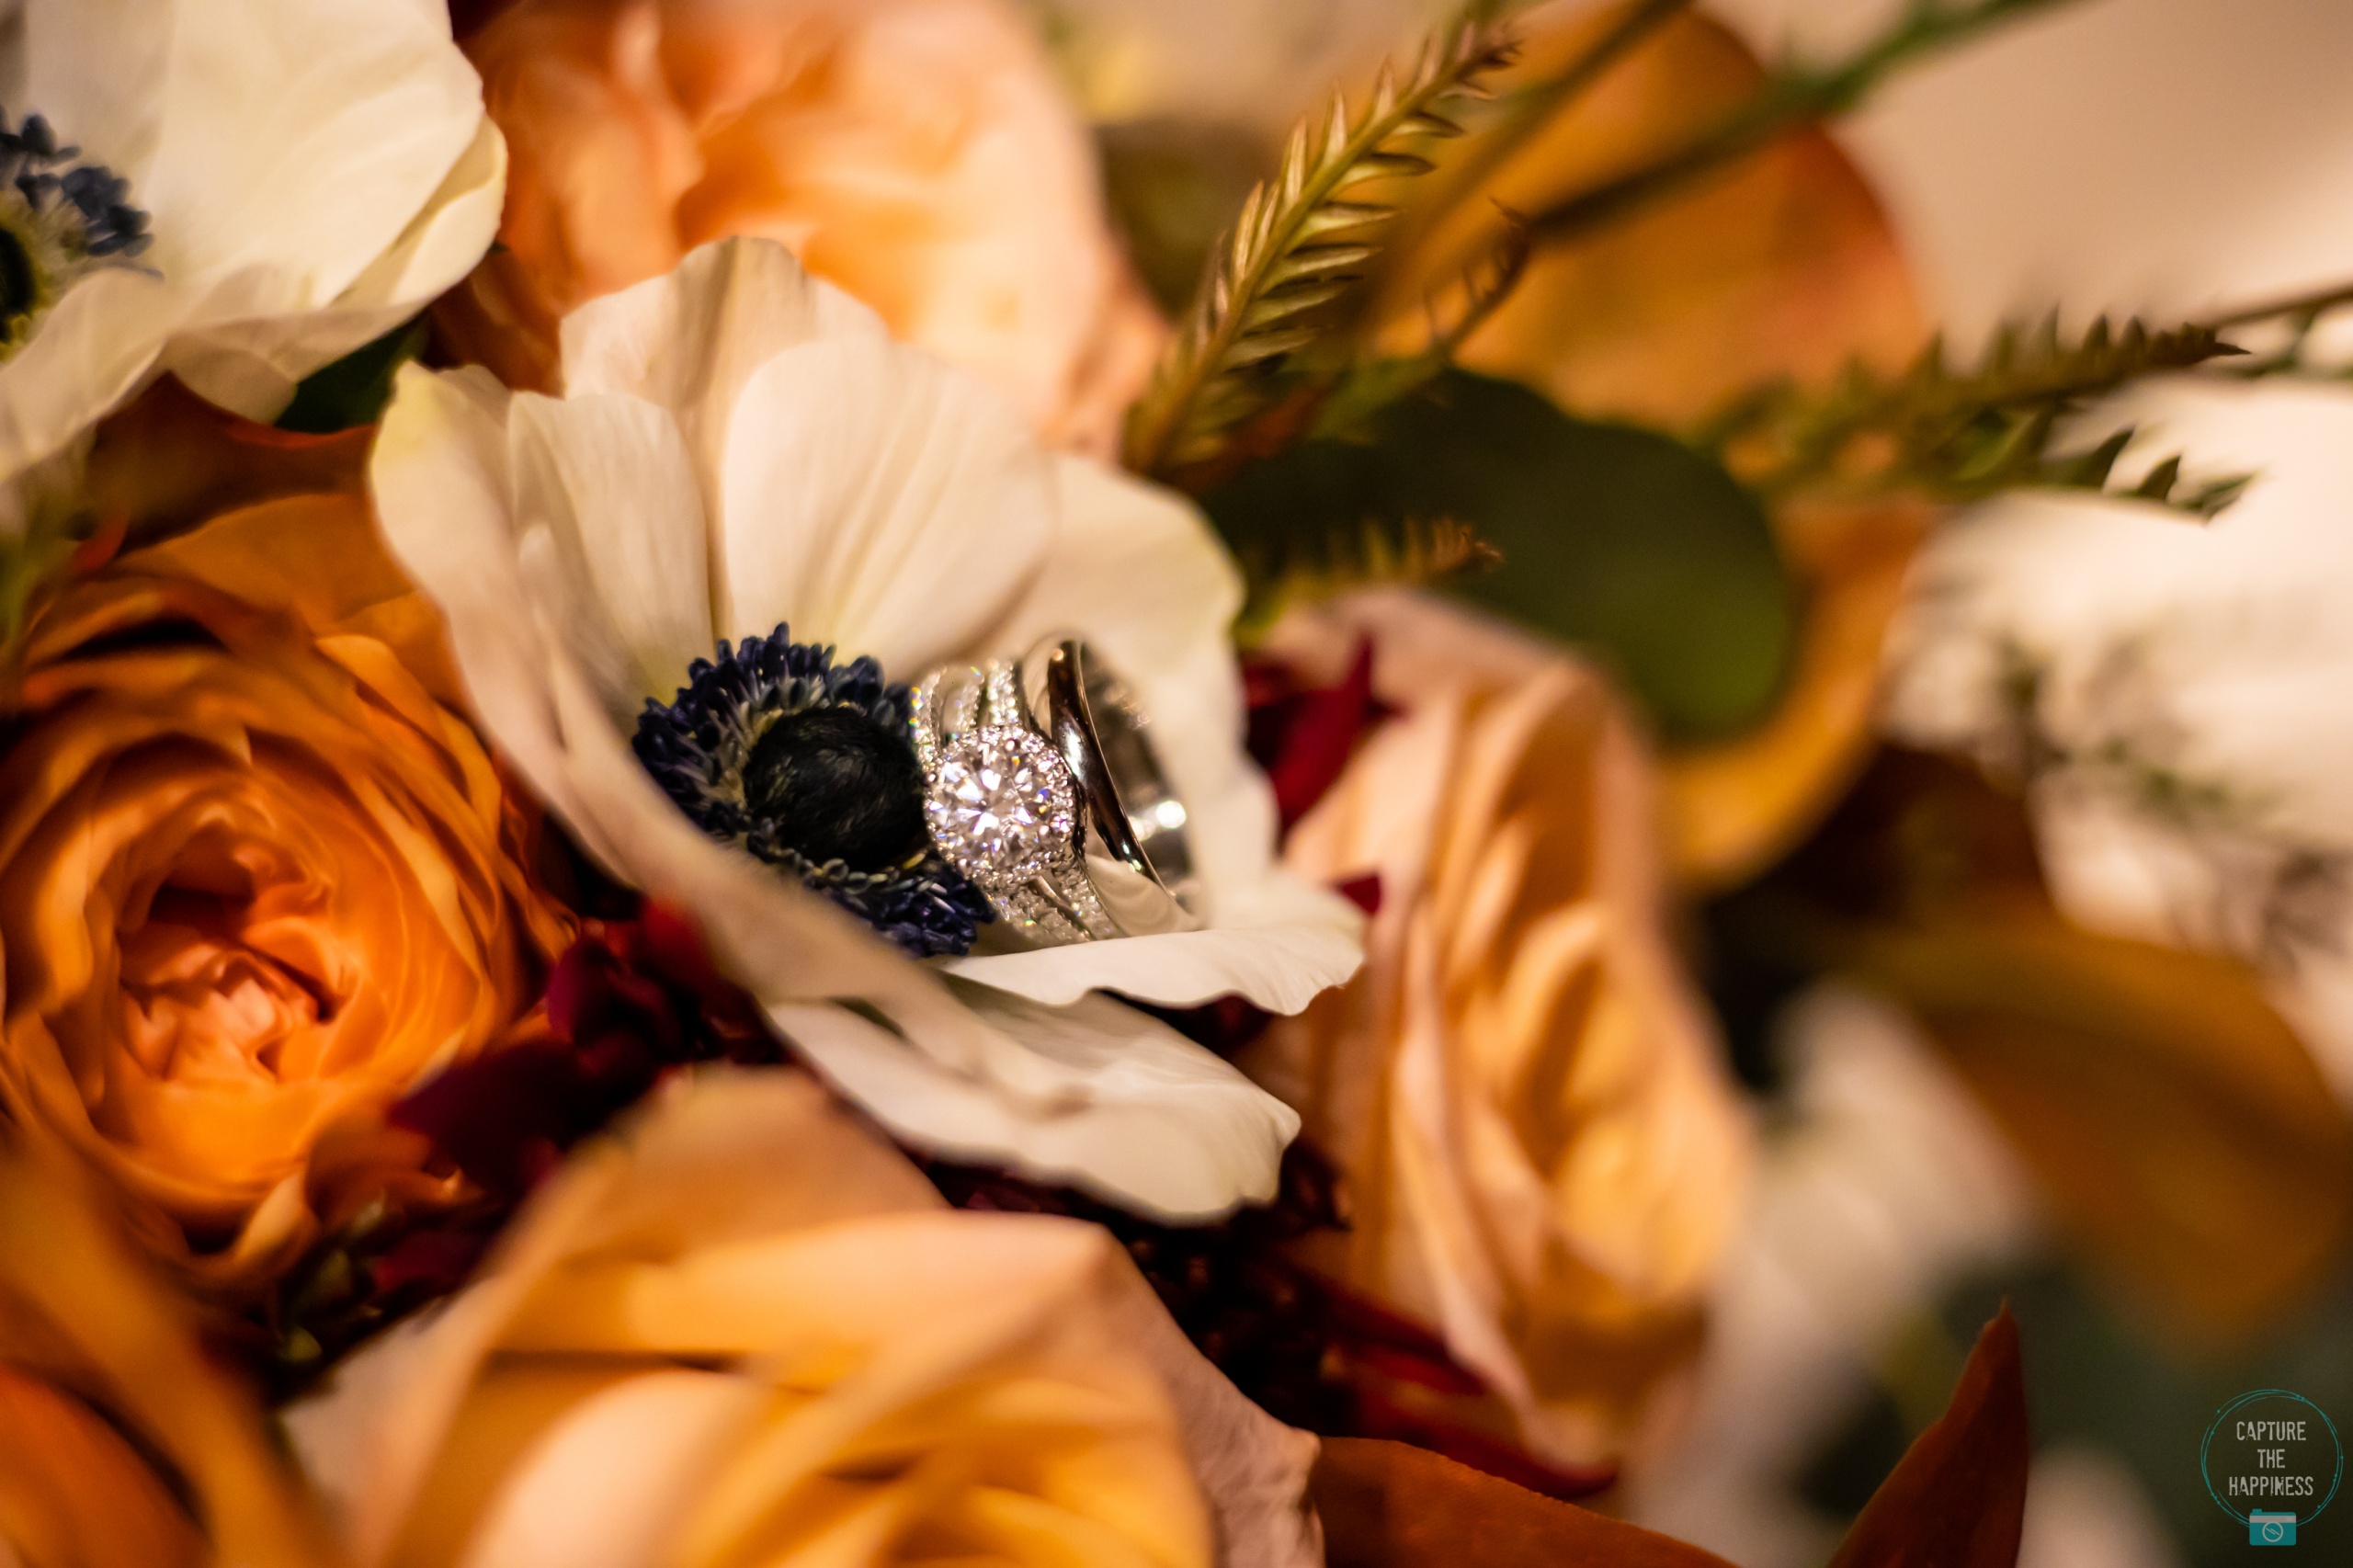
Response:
371,236,1363,1217
0,0,506,484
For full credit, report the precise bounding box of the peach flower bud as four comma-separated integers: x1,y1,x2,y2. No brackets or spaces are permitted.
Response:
455,0,1164,454
290,1067,1323,1568
1245,590,1754,1467
0,492,566,1294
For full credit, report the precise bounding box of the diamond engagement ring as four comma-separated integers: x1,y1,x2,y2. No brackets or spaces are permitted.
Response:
911,638,1199,947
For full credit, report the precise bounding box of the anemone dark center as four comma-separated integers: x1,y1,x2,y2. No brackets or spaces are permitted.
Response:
743,704,928,870
0,224,36,324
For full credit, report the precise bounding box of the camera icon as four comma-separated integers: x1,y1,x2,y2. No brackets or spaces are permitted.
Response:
2251,1511,2298,1545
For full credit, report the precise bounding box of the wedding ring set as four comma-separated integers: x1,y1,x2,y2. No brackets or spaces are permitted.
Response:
912,638,1199,947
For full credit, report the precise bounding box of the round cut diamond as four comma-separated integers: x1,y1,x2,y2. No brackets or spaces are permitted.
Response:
924,726,1076,892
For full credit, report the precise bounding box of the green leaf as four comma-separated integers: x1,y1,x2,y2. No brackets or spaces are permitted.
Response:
276,319,428,435
1203,369,1796,741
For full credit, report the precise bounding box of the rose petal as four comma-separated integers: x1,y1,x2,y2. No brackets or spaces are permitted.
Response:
290,1070,1310,1568
1372,9,1919,428
1310,1437,1731,1568
1825,1308,2029,1568
427,1368,764,1568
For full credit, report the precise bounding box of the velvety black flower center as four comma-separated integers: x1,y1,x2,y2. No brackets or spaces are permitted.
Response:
743,704,928,870
0,225,34,324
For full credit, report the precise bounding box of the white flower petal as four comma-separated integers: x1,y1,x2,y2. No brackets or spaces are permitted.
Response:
947,881,1368,1015
558,238,885,500
718,336,1052,669
124,0,480,294
162,119,510,421
508,391,713,716
0,0,500,478
19,0,172,183
535,635,1300,1221
332,117,510,313
373,364,578,804
512,591,1304,1217
998,455,1244,676
775,986,1300,1220
0,267,190,495
378,363,1063,1085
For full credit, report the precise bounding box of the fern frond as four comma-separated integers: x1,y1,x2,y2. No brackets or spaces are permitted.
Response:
1122,17,1517,482
2034,429,2250,518
1235,512,1501,631
1713,312,2249,512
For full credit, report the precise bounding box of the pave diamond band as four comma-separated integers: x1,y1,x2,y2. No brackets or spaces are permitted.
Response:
912,638,1198,947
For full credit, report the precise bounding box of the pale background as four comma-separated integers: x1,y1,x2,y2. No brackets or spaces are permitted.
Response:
1645,7,2353,1563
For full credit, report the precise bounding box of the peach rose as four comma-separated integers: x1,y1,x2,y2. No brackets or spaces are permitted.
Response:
290,1068,1323,1568
453,0,1163,454
0,1131,329,1568
0,488,566,1292
1245,590,1754,1466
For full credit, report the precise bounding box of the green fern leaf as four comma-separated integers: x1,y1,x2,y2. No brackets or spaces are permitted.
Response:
1713,312,2252,514
1121,17,1517,481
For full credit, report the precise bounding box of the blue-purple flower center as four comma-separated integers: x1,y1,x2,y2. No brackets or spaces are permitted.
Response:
631,625,991,958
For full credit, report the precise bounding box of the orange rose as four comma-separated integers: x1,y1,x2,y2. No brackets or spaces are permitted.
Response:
1246,590,1753,1467
0,484,566,1292
453,0,1163,454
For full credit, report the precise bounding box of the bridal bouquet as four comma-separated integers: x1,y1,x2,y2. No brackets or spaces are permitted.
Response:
1,0,2344,1564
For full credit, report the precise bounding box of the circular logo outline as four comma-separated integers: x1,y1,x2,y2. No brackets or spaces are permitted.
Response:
2201,1388,2344,1527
